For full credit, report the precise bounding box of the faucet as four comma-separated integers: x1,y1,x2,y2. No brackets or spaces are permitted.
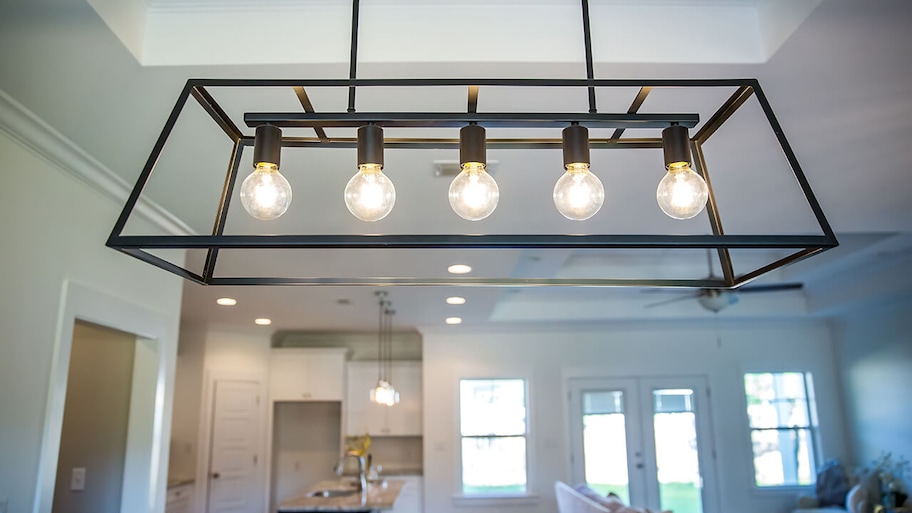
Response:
334,450,368,505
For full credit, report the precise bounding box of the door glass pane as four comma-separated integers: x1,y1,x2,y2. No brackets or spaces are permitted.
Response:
582,391,630,505
653,389,703,513
461,436,526,494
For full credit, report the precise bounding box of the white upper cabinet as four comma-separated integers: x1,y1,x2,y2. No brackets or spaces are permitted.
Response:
269,348,349,401
346,361,422,436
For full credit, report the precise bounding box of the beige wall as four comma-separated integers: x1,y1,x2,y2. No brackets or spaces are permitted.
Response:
0,120,184,513
52,321,136,513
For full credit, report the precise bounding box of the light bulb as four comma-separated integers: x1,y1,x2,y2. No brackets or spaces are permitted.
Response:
656,163,709,220
240,163,292,220
370,380,400,406
344,163,396,222
448,162,499,221
553,162,604,220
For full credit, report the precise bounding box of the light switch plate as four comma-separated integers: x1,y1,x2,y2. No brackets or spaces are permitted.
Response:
71,468,86,491
0,496,9,513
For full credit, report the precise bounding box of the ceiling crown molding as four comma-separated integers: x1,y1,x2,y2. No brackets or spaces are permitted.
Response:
0,89,192,236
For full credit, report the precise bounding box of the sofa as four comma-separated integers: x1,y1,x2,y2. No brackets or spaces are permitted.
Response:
793,483,869,513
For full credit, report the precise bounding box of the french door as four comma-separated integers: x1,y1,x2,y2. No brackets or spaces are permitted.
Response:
568,377,718,513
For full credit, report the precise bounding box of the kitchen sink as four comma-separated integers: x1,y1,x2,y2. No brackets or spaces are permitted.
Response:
306,489,360,498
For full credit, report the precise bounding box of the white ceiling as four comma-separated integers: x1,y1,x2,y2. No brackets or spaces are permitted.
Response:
0,0,910,333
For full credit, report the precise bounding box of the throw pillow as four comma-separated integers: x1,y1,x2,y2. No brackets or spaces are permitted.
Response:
817,459,850,507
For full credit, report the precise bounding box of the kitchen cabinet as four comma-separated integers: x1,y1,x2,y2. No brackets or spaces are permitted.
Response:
346,362,422,436
269,348,348,401
390,475,423,513
165,483,194,513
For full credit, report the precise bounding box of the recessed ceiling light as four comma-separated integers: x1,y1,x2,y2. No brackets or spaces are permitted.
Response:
445,317,463,325
447,264,472,274
446,296,466,305
337,298,351,305
254,318,272,326
216,297,237,306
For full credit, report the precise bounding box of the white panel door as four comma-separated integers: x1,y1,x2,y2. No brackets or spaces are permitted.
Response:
208,380,262,513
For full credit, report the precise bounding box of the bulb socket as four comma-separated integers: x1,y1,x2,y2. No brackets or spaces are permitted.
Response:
252,124,283,168
662,125,692,169
357,125,384,167
562,125,590,167
459,124,486,166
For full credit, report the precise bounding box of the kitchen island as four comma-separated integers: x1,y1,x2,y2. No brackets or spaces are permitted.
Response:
277,479,405,513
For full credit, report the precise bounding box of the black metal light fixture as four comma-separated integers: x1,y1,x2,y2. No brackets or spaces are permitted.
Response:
657,124,708,220
449,124,498,221
240,124,292,220
105,0,838,289
554,124,604,220
344,124,395,222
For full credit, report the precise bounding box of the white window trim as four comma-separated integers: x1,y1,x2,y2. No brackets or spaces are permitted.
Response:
742,370,820,491
454,376,533,501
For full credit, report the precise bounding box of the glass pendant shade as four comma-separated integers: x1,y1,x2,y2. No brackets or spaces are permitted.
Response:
240,162,293,220
449,162,499,221
344,163,396,222
370,379,400,406
656,163,709,220
553,162,604,220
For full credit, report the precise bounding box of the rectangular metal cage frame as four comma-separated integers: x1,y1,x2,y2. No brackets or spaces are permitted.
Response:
106,77,837,288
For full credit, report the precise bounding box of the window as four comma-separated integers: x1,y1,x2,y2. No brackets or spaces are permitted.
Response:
459,379,527,495
744,372,818,487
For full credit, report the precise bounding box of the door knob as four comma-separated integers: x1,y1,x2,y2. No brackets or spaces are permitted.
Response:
636,463,644,469
212,472,221,479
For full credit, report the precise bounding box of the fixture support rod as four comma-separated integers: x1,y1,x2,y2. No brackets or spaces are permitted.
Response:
347,0,360,113
581,0,597,113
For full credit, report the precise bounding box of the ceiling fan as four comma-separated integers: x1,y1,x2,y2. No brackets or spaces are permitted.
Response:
644,252,804,313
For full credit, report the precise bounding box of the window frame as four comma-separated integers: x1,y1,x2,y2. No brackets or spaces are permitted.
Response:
742,371,820,490
455,377,533,501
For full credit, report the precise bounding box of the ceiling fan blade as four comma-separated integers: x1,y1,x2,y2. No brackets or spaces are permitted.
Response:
645,294,700,309
737,283,804,293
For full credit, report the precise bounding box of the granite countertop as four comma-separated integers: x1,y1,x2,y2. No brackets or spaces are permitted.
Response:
277,479,405,512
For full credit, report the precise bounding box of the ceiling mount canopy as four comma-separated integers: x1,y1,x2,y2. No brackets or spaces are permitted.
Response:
106,0,837,288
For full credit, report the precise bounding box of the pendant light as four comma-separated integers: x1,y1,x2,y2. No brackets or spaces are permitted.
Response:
345,125,396,222
240,124,293,220
553,124,604,220
449,124,499,221
370,292,399,406
656,125,709,220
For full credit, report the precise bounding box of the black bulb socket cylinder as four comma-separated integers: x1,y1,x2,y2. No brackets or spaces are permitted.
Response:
562,124,590,167
662,125,692,168
253,124,283,168
357,125,384,167
459,124,486,165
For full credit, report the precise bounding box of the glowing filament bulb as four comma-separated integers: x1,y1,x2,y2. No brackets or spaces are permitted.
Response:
553,162,604,220
240,162,292,220
656,163,709,220
449,162,499,221
344,163,396,222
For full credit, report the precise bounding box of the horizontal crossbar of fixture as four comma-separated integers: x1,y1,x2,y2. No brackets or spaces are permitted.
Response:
242,137,666,150
243,112,700,129
112,234,831,250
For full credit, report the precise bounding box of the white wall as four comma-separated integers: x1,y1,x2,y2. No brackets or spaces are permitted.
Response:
0,127,184,513
420,321,847,513
834,299,912,492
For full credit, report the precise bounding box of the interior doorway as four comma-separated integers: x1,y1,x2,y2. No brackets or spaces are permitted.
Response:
568,376,719,513
50,319,161,513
